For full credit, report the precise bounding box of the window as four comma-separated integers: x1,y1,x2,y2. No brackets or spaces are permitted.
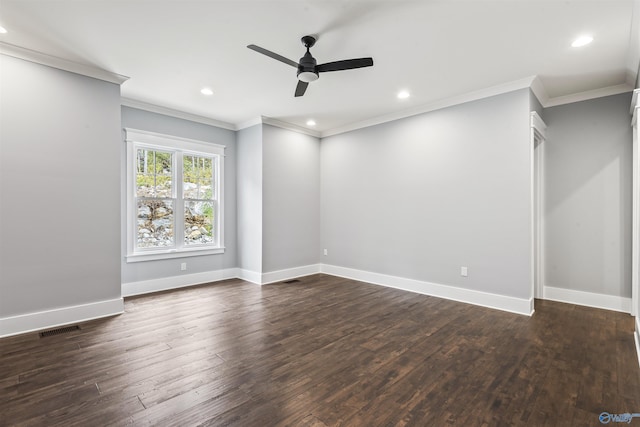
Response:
125,129,225,262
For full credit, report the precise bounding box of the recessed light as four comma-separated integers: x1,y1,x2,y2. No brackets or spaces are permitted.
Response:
571,35,593,47
306,119,316,126
200,87,214,96
0,26,7,34
397,90,410,99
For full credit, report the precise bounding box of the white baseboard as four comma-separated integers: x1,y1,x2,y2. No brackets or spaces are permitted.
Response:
237,268,262,285
123,265,321,296
261,264,321,285
635,318,640,368
237,264,321,285
0,298,124,338
122,268,239,297
320,264,533,316
543,286,631,313
2,263,542,338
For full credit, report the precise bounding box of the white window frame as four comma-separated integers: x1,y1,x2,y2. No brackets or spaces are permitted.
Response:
125,128,225,262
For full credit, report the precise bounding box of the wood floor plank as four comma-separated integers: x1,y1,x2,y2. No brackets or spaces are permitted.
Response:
1,275,639,426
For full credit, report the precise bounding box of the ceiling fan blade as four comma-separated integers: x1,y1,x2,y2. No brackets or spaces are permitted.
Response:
247,44,299,68
317,57,373,73
295,80,309,97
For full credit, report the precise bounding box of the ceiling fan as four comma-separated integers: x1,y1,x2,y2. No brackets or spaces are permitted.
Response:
247,35,374,97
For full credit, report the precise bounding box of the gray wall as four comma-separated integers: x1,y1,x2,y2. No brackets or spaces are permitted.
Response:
262,125,320,272
530,89,545,120
236,124,263,274
0,55,122,317
320,89,533,299
544,92,633,297
121,107,237,283
1,51,631,326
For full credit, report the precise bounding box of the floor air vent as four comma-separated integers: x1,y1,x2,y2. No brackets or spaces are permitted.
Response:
39,325,80,338
283,279,301,284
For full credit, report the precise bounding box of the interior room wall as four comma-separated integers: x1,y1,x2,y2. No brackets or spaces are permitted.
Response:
0,49,635,335
320,89,533,301
543,92,633,298
236,124,263,276
530,89,545,120
262,124,320,273
0,55,122,325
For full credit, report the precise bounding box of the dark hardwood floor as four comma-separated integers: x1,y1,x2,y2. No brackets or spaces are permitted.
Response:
1,274,639,426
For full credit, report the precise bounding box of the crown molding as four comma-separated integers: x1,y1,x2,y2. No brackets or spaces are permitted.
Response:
320,77,636,137
543,83,634,108
118,77,634,138
121,97,236,130
121,102,320,137
261,116,321,138
0,42,128,85
529,76,549,106
236,117,263,131
235,116,320,137
320,76,537,138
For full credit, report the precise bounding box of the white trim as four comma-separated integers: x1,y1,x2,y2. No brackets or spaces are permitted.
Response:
530,111,547,139
320,76,537,138
261,264,321,285
121,98,236,130
0,298,124,338
237,269,262,285
320,264,533,316
125,77,634,140
124,128,227,152
632,90,639,317
530,120,535,303
261,117,321,138
530,112,547,301
633,96,639,316
544,84,634,108
122,268,238,297
123,265,324,298
124,128,225,261
635,317,640,368
236,116,321,138
125,247,226,263
530,76,549,106
236,117,263,130
318,81,631,137
0,42,128,85
543,286,631,313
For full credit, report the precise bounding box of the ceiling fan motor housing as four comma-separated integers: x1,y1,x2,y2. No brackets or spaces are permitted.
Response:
298,51,319,82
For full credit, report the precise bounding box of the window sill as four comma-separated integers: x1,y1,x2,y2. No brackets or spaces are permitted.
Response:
126,247,225,263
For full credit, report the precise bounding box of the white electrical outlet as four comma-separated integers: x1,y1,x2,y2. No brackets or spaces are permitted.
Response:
181,262,187,271
461,266,468,277
323,249,328,256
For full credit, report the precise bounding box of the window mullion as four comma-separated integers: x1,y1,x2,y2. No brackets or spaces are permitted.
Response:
175,151,184,250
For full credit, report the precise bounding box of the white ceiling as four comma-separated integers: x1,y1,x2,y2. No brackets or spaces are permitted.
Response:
1,0,638,134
